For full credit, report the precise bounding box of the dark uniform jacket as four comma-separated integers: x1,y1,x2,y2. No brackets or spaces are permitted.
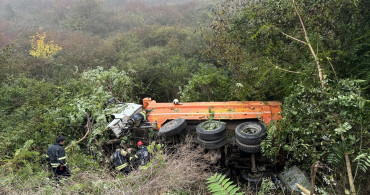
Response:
129,111,147,127
135,147,150,166
110,149,129,171
46,143,67,168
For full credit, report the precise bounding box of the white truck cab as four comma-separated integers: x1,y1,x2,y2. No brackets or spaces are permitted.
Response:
107,103,143,137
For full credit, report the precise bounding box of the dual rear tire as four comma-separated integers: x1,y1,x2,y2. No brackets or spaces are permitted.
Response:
196,120,226,149
235,121,266,153
159,118,267,153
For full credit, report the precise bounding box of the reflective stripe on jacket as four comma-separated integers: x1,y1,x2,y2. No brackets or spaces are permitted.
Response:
111,149,128,170
50,163,60,168
139,111,146,121
46,143,67,167
115,163,128,171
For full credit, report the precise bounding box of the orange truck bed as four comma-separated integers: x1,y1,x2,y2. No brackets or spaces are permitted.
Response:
142,98,282,130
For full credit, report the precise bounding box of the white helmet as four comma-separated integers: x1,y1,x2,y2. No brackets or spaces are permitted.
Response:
173,99,180,105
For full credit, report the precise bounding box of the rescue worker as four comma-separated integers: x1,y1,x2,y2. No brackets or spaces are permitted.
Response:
127,110,147,127
110,145,131,174
135,141,150,167
46,136,70,180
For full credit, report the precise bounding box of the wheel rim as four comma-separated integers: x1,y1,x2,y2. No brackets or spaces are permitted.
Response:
248,172,262,179
240,124,261,135
202,121,221,130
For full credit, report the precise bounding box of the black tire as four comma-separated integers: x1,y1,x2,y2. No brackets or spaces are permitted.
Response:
240,171,272,189
196,120,226,141
240,171,264,187
159,118,187,137
197,136,227,150
235,121,266,145
236,139,261,153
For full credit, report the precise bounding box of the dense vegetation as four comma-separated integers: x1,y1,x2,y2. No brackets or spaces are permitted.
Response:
0,0,369,194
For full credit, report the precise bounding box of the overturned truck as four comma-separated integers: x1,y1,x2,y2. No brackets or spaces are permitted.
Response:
107,97,281,144
107,97,281,151
107,97,282,183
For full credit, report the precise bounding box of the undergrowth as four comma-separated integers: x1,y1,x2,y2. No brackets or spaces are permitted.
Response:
0,141,210,195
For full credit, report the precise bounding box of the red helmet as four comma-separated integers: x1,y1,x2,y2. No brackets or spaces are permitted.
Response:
137,141,143,147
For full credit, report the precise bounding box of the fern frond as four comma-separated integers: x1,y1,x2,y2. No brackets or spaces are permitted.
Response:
210,185,223,193
223,181,233,189
327,144,345,166
226,184,236,192
214,191,228,195
206,173,243,195
221,178,230,186
354,153,370,172
216,173,222,180
218,175,226,184
229,187,240,195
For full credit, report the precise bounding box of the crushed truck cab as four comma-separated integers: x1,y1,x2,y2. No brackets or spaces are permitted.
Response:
107,103,144,137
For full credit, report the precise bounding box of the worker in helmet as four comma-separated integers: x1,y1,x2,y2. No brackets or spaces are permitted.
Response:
135,141,151,167
110,145,132,174
127,110,147,127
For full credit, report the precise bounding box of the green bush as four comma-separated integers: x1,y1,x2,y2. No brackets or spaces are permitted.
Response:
0,66,133,165
181,65,233,102
2,140,40,175
262,79,369,193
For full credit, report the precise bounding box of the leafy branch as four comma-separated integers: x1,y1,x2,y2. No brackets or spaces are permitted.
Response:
267,57,302,74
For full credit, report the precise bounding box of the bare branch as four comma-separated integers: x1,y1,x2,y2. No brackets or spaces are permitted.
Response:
267,57,302,74
310,161,323,195
65,129,89,151
281,31,307,45
296,183,314,195
342,135,356,195
293,0,309,40
65,112,92,150
292,0,325,88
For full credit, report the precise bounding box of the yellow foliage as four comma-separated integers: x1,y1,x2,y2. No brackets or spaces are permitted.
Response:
29,27,62,59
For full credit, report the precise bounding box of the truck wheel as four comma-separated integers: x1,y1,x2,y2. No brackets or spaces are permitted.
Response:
196,120,226,141
240,171,264,187
235,121,266,145
236,139,261,153
197,136,227,150
159,118,187,137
